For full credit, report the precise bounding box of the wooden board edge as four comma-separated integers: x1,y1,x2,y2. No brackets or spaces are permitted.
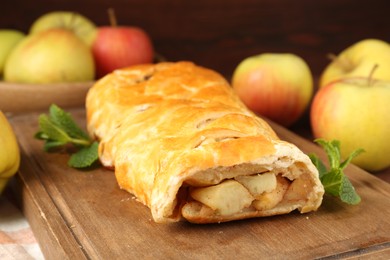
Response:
321,242,390,259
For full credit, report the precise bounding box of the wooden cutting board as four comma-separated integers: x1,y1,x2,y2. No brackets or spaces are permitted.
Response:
9,109,390,259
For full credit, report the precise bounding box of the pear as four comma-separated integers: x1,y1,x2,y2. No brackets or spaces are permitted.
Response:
0,29,25,76
4,28,95,84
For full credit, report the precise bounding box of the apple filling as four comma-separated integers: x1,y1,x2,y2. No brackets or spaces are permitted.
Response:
185,171,311,216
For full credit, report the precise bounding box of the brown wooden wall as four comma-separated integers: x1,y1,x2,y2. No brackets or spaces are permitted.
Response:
2,0,390,79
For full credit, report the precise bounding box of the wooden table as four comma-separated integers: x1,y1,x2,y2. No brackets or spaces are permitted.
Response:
8,109,390,259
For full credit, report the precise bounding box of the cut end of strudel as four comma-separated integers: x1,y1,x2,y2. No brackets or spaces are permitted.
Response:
86,61,324,224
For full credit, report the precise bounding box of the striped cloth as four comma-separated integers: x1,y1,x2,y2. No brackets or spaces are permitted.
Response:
0,197,44,260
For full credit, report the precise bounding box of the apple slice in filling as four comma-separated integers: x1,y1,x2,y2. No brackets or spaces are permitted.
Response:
234,172,277,197
283,172,312,202
189,180,254,216
251,175,290,211
188,173,294,216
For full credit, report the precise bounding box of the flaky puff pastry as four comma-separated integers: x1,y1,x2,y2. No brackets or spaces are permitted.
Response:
86,61,324,223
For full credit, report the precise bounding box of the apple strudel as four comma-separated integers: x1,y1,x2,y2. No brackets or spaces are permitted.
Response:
86,61,324,223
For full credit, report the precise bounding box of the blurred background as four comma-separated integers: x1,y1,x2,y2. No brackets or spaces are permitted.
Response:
2,0,390,78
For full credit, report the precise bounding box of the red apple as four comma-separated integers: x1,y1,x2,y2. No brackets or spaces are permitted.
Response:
92,9,154,78
232,53,313,127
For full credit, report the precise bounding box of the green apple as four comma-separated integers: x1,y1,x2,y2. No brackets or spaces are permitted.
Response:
4,28,95,83
29,11,97,46
0,29,25,76
311,77,390,172
319,39,390,87
232,53,313,127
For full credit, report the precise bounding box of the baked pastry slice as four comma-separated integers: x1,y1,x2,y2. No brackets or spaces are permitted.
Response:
86,61,324,223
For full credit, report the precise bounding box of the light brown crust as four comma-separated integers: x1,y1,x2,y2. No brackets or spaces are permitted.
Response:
86,61,324,223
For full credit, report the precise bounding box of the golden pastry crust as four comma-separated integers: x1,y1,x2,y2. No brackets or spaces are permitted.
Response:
86,61,324,223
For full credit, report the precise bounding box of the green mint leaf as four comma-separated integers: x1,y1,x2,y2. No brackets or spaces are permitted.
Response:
38,114,72,144
340,175,361,205
340,148,365,170
49,104,90,141
68,141,99,168
35,104,99,171
309,153,327,178
43,140,67,151
315,139,340,170
329,140,342,169
320,168,343,197
34,131,49,140
312,139,362,205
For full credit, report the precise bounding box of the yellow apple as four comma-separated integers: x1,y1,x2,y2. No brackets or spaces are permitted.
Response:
319,39,390,87
311,77,390,172
0,29,25,76
232,53,313,127
4,28,95,83
29,11,97,46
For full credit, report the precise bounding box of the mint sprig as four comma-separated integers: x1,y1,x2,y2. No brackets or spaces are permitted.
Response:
35,104,99,168
68,141,99,168
309,139,364,205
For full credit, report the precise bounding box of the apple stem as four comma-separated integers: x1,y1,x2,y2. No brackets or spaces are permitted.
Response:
327,53,337,62
154,52,167,62
327,53,354,70
108,8,118,27
368,64,379,86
